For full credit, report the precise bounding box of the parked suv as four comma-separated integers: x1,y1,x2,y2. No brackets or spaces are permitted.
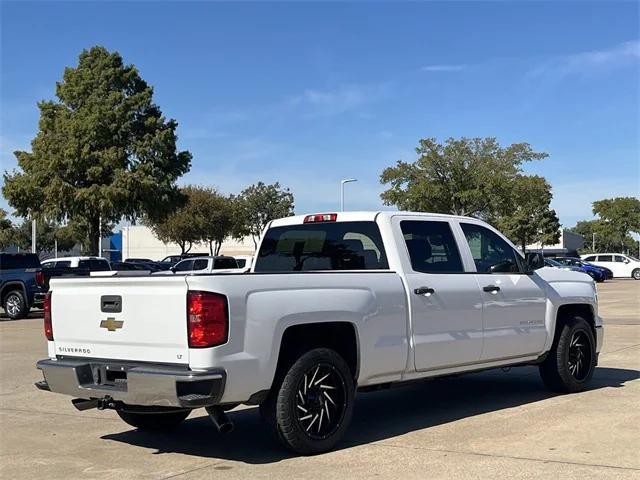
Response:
581,253,640,280
0,252,45,319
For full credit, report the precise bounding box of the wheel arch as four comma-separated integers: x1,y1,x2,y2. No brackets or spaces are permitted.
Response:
554,303,596,340
0,281,27,304
274,321,360,384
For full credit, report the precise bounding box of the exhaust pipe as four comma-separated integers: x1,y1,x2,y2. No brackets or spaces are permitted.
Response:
206,406,234,434
72,398,99,411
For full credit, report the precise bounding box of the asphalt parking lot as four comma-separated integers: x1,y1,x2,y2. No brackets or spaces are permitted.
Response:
1,280,638,479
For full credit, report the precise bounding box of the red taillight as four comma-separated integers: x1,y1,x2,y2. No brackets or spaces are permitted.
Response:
187,291,228,348
304,213,337,223
35,270,45,286
44,291,53,341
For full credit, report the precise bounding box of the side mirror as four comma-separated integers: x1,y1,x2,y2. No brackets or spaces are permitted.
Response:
170,266,176,273
525,252,545,272
624,259,630,264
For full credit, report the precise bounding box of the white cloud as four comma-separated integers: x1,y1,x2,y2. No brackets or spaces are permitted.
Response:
529,39,640,79
286,84,389,117
420,64,467,72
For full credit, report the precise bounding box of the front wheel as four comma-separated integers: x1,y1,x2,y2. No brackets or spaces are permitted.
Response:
117,408,190,431
539,316,596,393
632,268,640,280
260,348,355,455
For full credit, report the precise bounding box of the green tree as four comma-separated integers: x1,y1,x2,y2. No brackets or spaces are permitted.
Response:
592,197,640,252
191,187,235,255
2,46,191,255
0,209,15,250
147,186,202,254
538,209,562,249
492,176,560,251
11,218,81,254
234,182,295,247
570,218,638,254
380,137,548,217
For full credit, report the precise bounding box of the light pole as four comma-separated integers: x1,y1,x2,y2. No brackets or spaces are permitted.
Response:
592,232,596,252
340,179,357,212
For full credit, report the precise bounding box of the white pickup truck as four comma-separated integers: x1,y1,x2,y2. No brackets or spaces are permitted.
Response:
36,211,603,454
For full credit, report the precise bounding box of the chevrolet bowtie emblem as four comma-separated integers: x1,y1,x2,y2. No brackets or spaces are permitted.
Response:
100,317,124,332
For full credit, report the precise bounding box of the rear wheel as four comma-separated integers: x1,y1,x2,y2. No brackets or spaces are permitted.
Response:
539,316,596,393
3,290,29,319
260,348,355,455
117,408,190,431
632,269,640,280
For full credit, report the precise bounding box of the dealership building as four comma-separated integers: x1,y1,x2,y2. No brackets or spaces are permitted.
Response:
103,226,255,262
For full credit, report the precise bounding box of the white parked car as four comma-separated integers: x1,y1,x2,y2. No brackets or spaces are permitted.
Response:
580,253,640,280
36,211,603,455
41,256,111,271
152,256,242,275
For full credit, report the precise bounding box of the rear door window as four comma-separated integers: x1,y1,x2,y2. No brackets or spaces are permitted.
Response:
400,221,464,273
255,221,389,272
599,255,613,262
213,258,238,269
192,259,209,271
90,259,110,271
173,260,194,272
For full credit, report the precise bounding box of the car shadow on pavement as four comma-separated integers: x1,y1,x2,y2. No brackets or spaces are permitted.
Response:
102,366,638,464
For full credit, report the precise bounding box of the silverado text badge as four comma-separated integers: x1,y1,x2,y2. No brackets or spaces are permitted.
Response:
100,317,124,332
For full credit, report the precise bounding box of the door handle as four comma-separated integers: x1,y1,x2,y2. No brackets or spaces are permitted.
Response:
483,285,500,294
414,287,435,296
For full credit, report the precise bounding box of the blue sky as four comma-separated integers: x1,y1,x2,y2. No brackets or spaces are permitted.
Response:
1,1,638,227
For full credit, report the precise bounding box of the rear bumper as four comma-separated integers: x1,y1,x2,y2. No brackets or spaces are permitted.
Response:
36,358,225,408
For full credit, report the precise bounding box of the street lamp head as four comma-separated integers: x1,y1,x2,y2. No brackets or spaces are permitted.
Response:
341,178,358,185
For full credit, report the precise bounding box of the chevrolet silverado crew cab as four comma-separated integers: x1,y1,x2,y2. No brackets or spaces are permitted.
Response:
36,212,603,454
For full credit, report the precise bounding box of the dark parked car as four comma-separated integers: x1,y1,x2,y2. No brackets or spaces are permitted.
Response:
0,252,45,319
158,253,209,267
551,257,607,282
110,261,148,271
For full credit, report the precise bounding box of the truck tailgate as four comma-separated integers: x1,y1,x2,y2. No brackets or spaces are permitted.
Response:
49,276,189,364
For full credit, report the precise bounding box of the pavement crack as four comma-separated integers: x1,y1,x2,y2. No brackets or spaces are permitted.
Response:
157,462,224,480
370,442,640,471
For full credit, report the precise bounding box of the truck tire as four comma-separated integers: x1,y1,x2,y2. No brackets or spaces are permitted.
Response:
260,348,355,455
117,409,190,431
3,290,29,320
539,316,596,393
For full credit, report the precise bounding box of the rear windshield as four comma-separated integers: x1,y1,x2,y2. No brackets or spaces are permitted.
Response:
0,253,41,270
254,221,389,272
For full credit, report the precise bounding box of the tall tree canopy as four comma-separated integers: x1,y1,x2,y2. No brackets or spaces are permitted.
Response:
380,137,548,217
492,176,561,251
11,218,79,254
2,46,191,255
147,186,202,255
570,197,640,253
0,209,14,250
233,182,295,247
191,187,235,256
592,197,640,251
